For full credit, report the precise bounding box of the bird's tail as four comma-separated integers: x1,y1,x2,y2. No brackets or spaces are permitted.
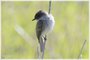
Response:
39,36,46,59
39,36,46,52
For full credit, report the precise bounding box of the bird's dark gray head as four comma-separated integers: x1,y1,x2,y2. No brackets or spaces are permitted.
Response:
32,10,47,21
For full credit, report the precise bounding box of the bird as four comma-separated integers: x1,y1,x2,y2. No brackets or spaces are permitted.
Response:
32,10,55,52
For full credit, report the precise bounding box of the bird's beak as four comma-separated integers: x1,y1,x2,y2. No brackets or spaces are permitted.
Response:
32,18,35,21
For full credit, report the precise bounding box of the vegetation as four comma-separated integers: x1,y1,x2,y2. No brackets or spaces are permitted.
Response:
1,1,89,59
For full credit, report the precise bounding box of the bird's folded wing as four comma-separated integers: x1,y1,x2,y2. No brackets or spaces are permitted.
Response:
36,20,44,43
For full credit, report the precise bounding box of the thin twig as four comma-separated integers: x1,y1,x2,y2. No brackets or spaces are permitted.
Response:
48,1,51,14
78,40,87,59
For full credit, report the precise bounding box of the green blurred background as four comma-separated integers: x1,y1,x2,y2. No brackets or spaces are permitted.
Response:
1,1,89,59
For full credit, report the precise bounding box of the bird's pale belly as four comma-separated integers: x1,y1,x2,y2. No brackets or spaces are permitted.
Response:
42,20,54,35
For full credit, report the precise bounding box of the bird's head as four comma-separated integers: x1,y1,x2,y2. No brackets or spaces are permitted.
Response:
32,10,48,21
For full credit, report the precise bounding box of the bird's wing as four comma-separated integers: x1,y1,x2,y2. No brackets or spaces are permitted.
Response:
36,20,47,52
36,20,44,43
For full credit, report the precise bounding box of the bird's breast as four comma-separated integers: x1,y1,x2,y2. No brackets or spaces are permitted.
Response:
42,19,55,35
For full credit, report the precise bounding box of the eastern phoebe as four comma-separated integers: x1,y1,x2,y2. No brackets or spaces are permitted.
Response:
32,10,55,52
